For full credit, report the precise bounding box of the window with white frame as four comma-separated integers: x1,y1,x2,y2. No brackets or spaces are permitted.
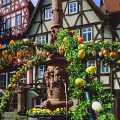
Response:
5,18,11,30
82,27,92,42
87,60,96,67
2,0,11,6
44,7,52,20
68,2,78,14
100,61,110,73
36,35,47,45
16,14,22,26
38,65,45,79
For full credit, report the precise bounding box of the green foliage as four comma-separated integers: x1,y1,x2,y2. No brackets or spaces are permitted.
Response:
0,29,119,120
56,29,116,120
70,101,91,120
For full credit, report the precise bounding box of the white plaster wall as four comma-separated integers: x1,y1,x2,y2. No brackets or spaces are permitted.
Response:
42,21,52,32
100,76,110,85
83,11,101,24
83,0,91,10
104,25,112,39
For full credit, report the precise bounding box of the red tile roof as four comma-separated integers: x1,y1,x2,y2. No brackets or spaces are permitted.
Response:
103,0,120,13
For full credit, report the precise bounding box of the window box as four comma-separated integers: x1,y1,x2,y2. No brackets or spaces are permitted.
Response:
68,2,78,15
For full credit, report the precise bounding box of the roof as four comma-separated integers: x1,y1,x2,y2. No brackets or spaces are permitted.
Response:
26,0,107,34
26,0,42,34
103,0,120,13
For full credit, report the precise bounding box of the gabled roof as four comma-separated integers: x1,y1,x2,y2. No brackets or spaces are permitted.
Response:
26,0,107,33
27,0,42,34
103,0,120,13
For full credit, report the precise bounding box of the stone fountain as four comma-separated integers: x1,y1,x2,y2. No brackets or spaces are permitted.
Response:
41,54,73,110
40,0,73,111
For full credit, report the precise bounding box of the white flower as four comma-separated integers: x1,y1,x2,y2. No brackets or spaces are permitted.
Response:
92,101,103,112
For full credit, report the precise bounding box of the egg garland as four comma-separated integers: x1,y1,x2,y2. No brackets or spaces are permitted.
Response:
92,101,103,113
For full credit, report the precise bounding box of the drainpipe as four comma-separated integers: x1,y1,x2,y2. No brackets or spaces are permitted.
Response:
51,0,63,44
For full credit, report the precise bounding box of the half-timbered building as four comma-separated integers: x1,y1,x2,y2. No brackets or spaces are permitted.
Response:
0,0,34,112
27,0,111,86
0,0,33,87
0,0,33,42
27,0,112,89
27,0,120,118
0,0,120,118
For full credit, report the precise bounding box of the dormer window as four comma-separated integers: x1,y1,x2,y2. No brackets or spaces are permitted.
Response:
44,7,52,20
2,0,11,6
68,2,78,14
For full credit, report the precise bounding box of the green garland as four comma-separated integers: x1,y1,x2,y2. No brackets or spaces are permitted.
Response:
0,40,57,118
0,55,45,118
56,29,118,120
1,29,120,119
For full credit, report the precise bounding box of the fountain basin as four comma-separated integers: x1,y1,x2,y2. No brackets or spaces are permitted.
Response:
28,115,70,120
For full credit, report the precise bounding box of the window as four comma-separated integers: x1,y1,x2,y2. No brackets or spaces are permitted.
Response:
68,2,78,14
5,18,11,30
100,61,110,73
44,7,52,20
2,0,11,6
82,27,92,42
87,60,96,67
16,14,22,26
20,73,27,84
38,65,45,79
0,74,6,88
9,71,15,78
36,35,47,45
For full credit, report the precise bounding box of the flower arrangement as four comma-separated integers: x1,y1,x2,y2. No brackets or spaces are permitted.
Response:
27,108,67,116
86,66,96,75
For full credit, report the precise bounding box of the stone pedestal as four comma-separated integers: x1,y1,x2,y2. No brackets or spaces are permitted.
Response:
17,86,26,113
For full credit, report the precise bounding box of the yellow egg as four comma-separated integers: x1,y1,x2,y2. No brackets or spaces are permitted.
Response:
78,49,85,60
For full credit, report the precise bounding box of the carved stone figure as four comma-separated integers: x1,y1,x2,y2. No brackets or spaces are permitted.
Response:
41,54,73,110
